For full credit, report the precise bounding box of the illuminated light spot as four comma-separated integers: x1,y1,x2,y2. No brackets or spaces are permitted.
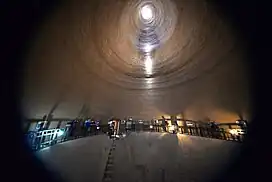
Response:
140,5,153,20
143,44,153,52
144,55,153,76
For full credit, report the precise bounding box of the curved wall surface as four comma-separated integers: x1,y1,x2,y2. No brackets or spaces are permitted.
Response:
22,0,252,122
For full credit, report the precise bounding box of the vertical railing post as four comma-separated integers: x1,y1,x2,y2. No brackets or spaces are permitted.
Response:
195,126,199,136
182,120,188,134
222,128,226,140
200,127,203,136
231,134,236,141
237,135,241,142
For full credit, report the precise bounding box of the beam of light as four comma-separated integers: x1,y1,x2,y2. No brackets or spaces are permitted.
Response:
146,77,154,85
143,44,153,52
140,4,153,20
144,54,153,76
144,77,155,89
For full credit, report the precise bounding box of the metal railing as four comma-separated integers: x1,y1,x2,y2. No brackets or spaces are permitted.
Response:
180,126,246,142
26,128,67,150
25,125,109,151
121,124,246,142
26,123,245,151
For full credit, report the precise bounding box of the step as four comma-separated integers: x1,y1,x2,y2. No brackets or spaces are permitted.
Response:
103,177,112,181
107,159,114,164
106,164,114,171
107,163,114,166
104,171,113,177
107,154,114,158
108,155,114,159
104,170,113,174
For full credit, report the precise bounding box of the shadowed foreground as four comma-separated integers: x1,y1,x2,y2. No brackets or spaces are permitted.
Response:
37,132,241,182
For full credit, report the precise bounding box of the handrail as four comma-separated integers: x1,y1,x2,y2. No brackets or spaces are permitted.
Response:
26,124,245,151
25,125,109,151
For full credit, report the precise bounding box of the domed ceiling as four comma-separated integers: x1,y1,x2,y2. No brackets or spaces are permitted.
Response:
22,0,251,122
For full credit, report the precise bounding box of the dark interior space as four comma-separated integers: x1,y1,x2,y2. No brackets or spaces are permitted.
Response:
2,0,267,182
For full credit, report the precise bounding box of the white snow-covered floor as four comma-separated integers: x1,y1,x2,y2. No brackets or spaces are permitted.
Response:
37,132,241,182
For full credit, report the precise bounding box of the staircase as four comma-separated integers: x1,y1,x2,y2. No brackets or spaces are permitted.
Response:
102,140,116,181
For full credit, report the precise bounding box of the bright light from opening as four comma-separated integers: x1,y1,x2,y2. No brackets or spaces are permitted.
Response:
140,5,153,20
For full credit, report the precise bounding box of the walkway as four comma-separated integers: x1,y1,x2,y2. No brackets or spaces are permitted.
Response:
37,132,241,182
